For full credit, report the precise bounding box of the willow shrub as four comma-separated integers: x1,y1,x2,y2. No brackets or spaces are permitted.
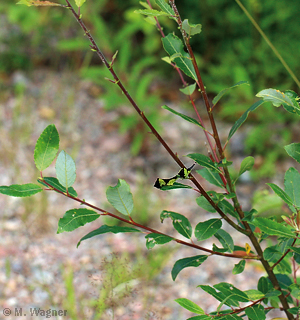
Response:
2,0,300,319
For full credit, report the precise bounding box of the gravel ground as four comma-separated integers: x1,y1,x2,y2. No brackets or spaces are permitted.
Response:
0,70,295,319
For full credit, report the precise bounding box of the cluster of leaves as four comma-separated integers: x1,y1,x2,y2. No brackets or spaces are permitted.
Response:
2,88,300,319
2,0,300,319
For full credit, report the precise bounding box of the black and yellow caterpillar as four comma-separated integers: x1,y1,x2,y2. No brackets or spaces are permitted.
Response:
154,163,195,189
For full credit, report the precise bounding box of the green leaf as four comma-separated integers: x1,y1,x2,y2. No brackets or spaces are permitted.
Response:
245,305,266,320
245,289,265,300
198,285,234,307
227,100,264,141
0,183,43,197
288,307,300,315
285,143,300,164
145,233,173,249
196,168,224,188
216,315,243,320
182,19,202,36
252,217,295,238
232,260,246,275
274,257,292,274
77,225,141,247
158,182,193,191
219,200,238,219
214,282,249,302
263,246,282,262
258,277,271,294
144,16,157,25
34,124,59,171
17,0,32,6
75,0,86,7
175,298,204,314
57,208,100,233
17,0,62,6
265,290,281,298
215,229,234,253
256,88,295,107
55,150,76,189
266,183,294,206
172,255,208,281
213,81,249,106
179,83,197,95
162,105,204,129
284,167,300,210
187,316,213,320
106,179,134,216
195,219,222,241
135,9,170,17
155,0,175,16
187,153,221,173
196,196,216,213
238,156,254,177
275,273,293,290
160,211,192,239
139,1,151,9
37,177,77,197
162,34,197,80
257,88,300,115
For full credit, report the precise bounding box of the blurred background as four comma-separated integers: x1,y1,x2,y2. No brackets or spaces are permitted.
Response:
0,0,300,319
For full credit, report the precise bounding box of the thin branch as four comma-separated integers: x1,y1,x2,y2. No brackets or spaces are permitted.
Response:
64,0,247,235
40,177,257,260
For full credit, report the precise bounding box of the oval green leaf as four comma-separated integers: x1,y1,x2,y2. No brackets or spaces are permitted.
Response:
135,9,170,17
175,298,204,314
159,182,193,191
196,195,217,213
145,233,173,249
256,88,294,107
155,0,175,16
245,289,265,301
55,150,76,189
196,168,224,188
75,0,86,7
245,305,266,320
195,219,222,241
238,156,254,177
252,217,295,238
214,282,249,303
77,225,141,247
34,124,59,171
0,183,43,197
162,34,197,80
179,83,197,96
266,183,294,206
284,167,300,210
187,316,213,320
106,179,134,216
182,19,202,36
213,81,249,106
187,153,221,173
57,208,100,233
162,105,204,129
285,143,300,164
38,177,77,197
160,210,192,239
215,229,234,253
227,100,263,142
232,260,246,275
172,255,208,281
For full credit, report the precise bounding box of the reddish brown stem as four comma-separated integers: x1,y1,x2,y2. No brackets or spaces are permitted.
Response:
64,0,247,235
40,177,257,260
